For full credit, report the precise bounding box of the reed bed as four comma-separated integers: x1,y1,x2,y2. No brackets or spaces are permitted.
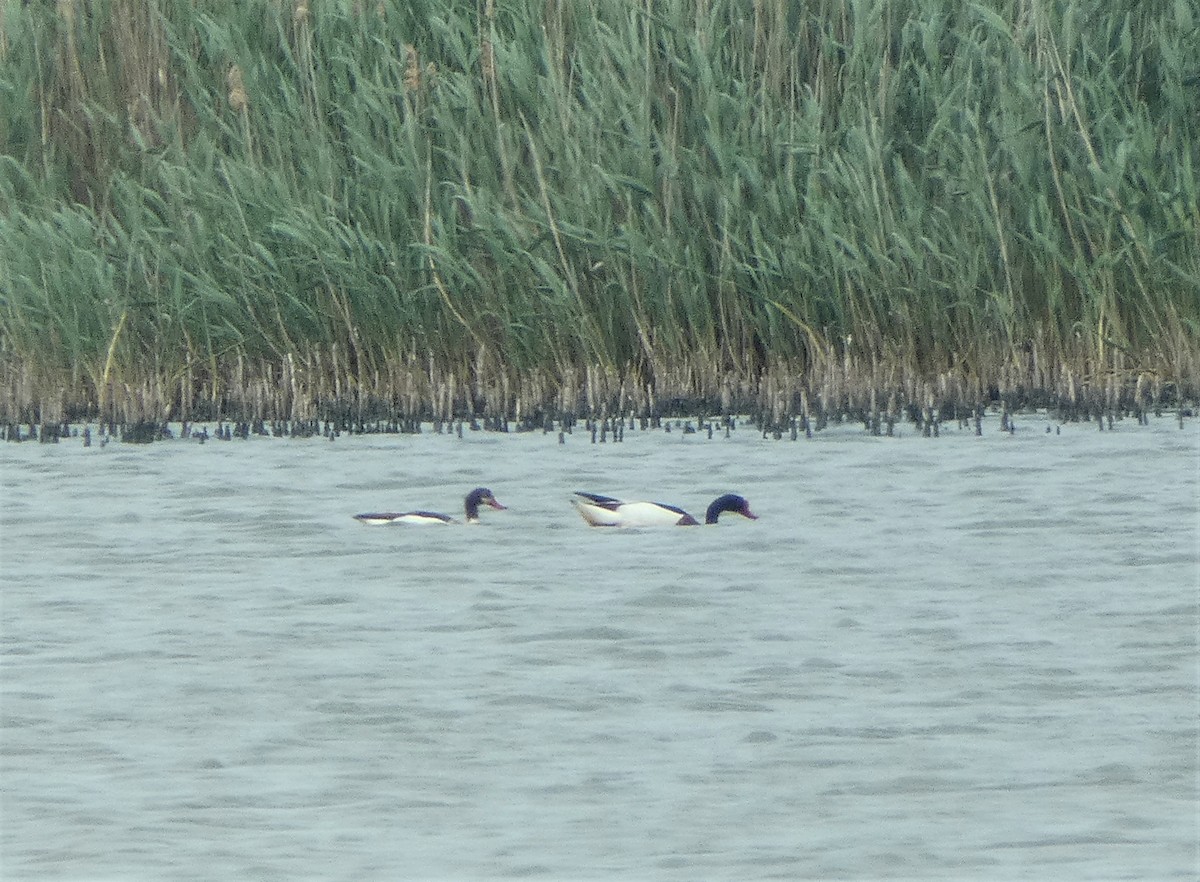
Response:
1,0,1197,433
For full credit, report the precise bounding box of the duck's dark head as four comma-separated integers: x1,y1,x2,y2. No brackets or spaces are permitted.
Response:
705,494,758,524
464,487,507,520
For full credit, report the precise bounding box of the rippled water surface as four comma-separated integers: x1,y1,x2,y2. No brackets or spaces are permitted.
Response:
3,413,1198,880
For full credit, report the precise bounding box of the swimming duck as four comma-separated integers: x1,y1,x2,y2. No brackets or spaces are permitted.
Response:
354,487,507,525
571,491,758,527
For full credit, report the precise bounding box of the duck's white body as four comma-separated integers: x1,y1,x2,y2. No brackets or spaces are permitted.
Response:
356,511,456,526
571,494,698,527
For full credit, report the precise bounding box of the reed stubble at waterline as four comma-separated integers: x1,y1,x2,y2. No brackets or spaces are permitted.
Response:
2,1,1197,428
4,400,1193,447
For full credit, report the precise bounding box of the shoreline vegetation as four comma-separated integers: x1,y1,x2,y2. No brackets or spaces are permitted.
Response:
1,1,1198,436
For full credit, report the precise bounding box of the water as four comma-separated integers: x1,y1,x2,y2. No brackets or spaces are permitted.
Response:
2,413,1197,880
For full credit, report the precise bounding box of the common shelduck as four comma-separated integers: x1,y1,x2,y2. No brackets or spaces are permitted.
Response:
355,487,507,525
571,491,758,527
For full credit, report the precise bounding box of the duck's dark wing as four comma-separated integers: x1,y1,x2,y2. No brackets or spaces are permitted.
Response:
573,492,624,511
354,512,403,524
653,501,691,519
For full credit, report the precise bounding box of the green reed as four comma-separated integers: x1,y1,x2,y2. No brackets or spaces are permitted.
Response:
1,0,1197,424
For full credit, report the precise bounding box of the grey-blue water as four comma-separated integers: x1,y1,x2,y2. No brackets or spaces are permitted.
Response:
2,413,1197,880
